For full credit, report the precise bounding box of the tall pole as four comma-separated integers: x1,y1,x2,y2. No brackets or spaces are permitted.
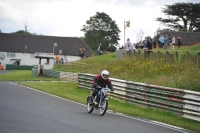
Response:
124,20,125,46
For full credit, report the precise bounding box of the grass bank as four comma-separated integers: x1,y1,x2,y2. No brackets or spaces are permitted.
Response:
70,45,200,91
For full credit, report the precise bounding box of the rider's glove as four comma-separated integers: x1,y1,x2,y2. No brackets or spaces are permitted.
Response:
94,83,99,88
97,86,101,89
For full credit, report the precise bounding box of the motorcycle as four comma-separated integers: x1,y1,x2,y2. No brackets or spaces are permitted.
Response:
86,87,109,116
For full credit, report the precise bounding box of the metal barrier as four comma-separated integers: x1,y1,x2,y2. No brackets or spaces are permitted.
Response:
32,69,78,81
78,73,200,121
60,62,89,70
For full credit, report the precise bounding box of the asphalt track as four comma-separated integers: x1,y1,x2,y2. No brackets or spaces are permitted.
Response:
0,81,195,133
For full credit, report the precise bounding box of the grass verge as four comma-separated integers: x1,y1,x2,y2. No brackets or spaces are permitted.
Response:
18,81,200,133
0,70,60,81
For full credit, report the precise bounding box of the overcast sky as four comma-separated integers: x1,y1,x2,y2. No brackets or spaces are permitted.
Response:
0,0,199,45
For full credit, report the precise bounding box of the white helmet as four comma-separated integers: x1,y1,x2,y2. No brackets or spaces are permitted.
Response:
101,70,109,80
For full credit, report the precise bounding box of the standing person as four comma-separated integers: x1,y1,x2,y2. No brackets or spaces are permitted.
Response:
152,36,157,48
147,38,152,50
144,38,152,50
177,36,182,48
159,35,164,48
90,70,114,104
0,62,3,70
124,38,133,56
172,36,175,49
97,43,102,55
169,36,173,49
79,48,83,58
55,54,60,64
164,34,169,50
143,38,152,57
143,37,147,48
82,48,85,58
112,44,121,59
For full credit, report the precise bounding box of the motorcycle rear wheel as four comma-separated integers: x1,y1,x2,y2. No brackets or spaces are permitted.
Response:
99,100,108,116
87,96,94,113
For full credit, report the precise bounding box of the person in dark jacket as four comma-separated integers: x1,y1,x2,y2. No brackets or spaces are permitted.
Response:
91,70,114,104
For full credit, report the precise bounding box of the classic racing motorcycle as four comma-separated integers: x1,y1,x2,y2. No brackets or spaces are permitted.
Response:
86,87,109,116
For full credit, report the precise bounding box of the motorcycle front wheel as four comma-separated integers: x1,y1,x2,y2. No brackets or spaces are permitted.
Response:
99,100,108,116
87,96,94,113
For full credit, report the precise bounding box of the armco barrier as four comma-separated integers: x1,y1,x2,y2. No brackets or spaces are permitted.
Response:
78,73,200,121
32,69,78,81
44,69,60,78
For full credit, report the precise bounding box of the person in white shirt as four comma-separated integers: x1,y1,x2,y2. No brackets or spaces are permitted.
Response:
172,36,175,49
112,44,121,59
124,38,133,56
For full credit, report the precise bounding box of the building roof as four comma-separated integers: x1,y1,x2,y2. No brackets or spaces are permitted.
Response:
0,33,92,57
160,31,200,45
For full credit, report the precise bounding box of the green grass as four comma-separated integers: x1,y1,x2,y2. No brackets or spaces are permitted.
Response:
18,81,200,133
74,45,200,91
0,70,60,81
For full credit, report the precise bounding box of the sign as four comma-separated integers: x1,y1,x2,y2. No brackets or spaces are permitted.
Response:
0,53,5,60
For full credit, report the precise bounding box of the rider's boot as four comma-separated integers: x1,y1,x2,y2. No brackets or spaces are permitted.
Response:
93,96,98,105
89,96,95,105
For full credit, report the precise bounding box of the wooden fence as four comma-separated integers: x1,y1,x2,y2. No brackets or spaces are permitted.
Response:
121,50,200,65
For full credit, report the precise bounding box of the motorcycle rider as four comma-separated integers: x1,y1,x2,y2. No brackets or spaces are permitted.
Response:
91,70,114,104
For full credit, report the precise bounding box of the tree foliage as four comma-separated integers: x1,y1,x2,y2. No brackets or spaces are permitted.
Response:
156,2,200,32
11,30,32,35
81,12,121,52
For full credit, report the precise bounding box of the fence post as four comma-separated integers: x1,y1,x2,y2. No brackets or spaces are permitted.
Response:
197,52,200,66
138,50,141,60
165,51,169,63
144,51,147,60
186,51,189,61
175,51,178,61
157,51,160,62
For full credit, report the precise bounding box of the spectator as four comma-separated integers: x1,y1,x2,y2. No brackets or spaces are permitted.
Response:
79,48,83,57
172,36,175,49
112,44,121,59
152,36,157,48
164,34,169,50
169,36,173,49
124,38,133,56
157,37,161,48
177,36,182,48
55,54,60,64
143,37,147,48
97,43,102,55
144,38,152,51
143,38,152,56
82,48,85,58
159,35,164,48
0,62,3,70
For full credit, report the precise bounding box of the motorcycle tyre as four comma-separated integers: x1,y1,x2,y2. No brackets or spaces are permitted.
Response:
99,100,108,116
87,96,94,113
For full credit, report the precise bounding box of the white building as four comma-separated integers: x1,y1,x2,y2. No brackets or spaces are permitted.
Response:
0,33,92,70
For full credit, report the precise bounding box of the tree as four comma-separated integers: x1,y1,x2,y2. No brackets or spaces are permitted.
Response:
11,30,32,35
81,12,121,52
156,2,200,32
136,30,144,42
